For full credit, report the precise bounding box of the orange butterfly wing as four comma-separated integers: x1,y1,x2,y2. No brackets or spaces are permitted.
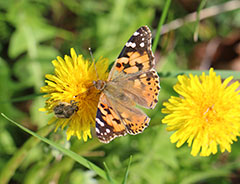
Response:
108,26,155,80
96,93,127,143
95,26,160,143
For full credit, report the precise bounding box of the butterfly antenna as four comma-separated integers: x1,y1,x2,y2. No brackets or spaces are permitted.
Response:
89,47,99,80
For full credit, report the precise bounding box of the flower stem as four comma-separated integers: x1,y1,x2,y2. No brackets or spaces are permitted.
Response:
193,0,208,41
152,0,172,53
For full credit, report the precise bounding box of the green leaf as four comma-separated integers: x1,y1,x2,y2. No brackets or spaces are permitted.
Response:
103,162,115,184
8,24,56,59
180,170,229,184
122,155,132,184
0,129,17,154
0,58,23,117
1,113,108,182
69,169,98,184
158,70,240,79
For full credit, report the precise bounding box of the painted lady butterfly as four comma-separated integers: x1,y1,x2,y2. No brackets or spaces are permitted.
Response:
94,26,160,143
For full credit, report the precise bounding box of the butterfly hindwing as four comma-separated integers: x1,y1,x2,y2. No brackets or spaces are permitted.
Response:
96,93,127,143
111,100,150,135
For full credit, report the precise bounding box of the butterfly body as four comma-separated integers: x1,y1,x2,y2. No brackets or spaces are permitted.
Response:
95,26,160,143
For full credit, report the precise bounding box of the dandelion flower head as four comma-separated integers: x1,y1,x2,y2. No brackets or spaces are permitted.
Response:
40,48,109,141
162,68,240,156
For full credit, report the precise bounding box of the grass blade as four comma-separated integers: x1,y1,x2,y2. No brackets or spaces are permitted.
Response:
193,0,207,41
152,0,172,53
103,162,116,184
122,155,132,184
1,113,108,181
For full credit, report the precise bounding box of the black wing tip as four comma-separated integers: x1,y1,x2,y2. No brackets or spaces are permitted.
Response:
96,128,127,144
139,25,155,68
139,25,152,35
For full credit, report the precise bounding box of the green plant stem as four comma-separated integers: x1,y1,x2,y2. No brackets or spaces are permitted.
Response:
0,123,54,184
194,0,207,41
152,0,172,53
158,70,240,79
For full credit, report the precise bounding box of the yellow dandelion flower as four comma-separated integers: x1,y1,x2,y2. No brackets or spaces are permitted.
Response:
40,48,109,141
162,68,240,156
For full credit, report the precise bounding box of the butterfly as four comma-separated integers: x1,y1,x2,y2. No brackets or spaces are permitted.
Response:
93,26,160,143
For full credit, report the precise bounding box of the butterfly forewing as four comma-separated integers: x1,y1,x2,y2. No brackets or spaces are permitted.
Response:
118,68,160,109
108,26,155,80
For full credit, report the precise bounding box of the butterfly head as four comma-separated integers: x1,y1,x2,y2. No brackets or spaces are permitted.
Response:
93,80,106,91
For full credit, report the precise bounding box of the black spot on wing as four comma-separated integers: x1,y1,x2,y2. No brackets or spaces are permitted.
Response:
135,62,143,71
104,108,111,114
116,63,122,68
113,118,121,124
122,62,131,69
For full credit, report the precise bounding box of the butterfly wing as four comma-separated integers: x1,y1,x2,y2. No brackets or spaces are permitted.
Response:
112,99,150,135
108,25,160,109
108,26,155,80
118,68,160,109
96,26,160,143
96,93,127,143
96,93,150,142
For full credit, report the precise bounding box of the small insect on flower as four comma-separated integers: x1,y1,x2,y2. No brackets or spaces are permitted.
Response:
53,100,79,119
162,68,240,157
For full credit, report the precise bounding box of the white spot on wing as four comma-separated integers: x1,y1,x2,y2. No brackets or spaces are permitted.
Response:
106,129,110,133
133,31,139,36
96,118,105,127
131,42,136,48
126,41,136,48
140,42,145,47
96,128,100,134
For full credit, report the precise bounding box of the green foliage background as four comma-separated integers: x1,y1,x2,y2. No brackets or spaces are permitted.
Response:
0,0,240,183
